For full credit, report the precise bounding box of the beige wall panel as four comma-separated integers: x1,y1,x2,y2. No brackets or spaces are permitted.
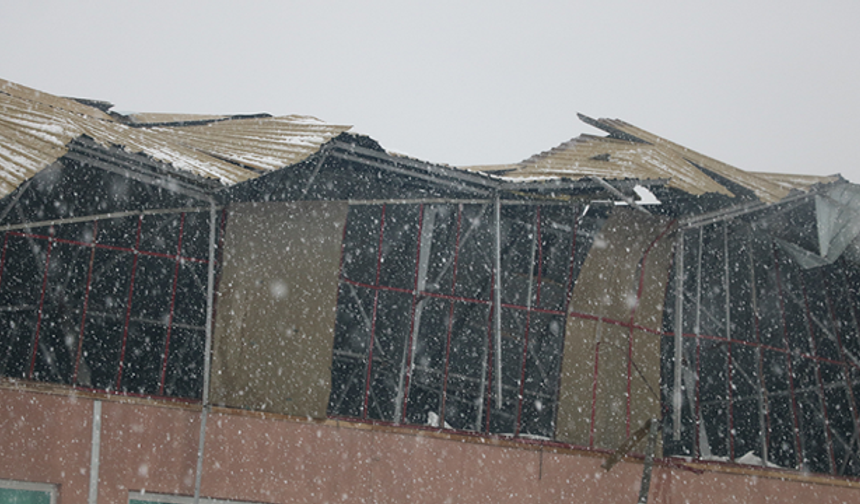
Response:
557,317,599,446
569,208,662,322
629,220,675,456
211,201,348,417
629,327,662,454
558,207,675,449
635,229,676,329
592,324,634,449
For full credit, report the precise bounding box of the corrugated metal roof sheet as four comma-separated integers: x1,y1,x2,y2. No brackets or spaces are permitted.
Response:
127,113,233,124
1,79,841,204
748,171,842,192
464,115,839,203
595,117,792,202
154,114,345,173
0,77,352,198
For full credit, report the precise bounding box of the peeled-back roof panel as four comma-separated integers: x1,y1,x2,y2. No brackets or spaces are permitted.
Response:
598,118,791,202
465,134,733,196
464,116,840,203
0,77,352,198
513,135,732,194
1,78,842,203
750,171,841,192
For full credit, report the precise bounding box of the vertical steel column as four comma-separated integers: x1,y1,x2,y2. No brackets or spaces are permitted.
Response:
724,223,734,459
397,204,428,423
637,418,659,504
746,226,769,465
159,213,186,395
87,400,101,504
694,227,704,457
73,221,98,385
772,243,805,469
440,205,464,426
515,207,539,435
362,205,387,419
835,262,860,473
553,205,581,437
816,277,840,474
493,193,503,408
115,216,143,390
672,231,684,441
28,230,54,379
193,201,218,504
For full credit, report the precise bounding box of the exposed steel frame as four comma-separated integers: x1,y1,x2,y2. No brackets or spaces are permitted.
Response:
0,209,217,400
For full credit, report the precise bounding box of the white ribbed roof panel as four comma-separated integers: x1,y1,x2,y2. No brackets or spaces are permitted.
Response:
0,78,352,198
463,116,841,203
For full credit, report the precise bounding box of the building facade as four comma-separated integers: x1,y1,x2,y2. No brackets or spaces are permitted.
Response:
2,78,859,502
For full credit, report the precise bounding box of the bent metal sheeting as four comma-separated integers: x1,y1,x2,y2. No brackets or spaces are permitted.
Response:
465,114,841,203
0,77,351,198
1,77,841,205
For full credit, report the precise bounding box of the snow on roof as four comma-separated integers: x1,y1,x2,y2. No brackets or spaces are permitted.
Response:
0,77,352,198
464,115,840,203
0,78,840,203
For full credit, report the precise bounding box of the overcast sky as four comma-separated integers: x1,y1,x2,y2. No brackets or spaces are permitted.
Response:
3,1,859,183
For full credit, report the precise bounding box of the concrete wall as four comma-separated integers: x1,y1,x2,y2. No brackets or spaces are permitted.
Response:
1,387,858,504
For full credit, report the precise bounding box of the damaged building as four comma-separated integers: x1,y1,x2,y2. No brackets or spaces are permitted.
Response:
1,76,860,503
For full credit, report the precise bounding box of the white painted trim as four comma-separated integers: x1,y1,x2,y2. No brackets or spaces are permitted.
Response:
88,400,102,504
129,491,262,504
0,479,58,504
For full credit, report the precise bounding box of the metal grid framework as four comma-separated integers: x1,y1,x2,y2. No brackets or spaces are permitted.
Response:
0,210,221,400
663,219,860,476
328,201,602,437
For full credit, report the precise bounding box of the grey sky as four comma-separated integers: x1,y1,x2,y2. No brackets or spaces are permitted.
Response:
3,1,858,183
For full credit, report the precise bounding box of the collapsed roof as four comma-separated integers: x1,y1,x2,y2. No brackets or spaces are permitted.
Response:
5,76,854,271
1,77,841,204
0,77,352,195
465,113,840,203
2,77,860,478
